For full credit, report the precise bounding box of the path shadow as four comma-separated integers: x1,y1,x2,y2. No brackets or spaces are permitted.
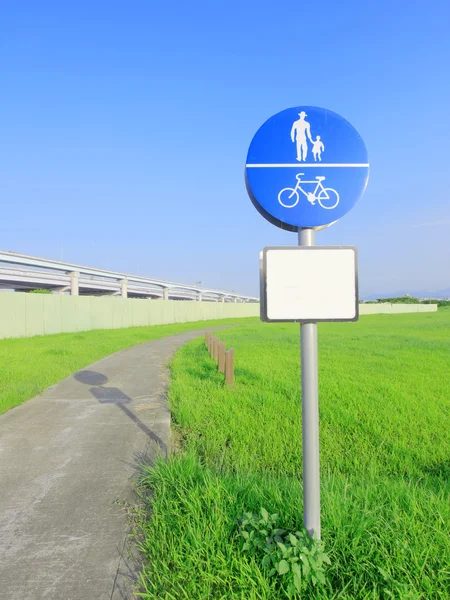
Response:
74,370,167,455
74,370,108,386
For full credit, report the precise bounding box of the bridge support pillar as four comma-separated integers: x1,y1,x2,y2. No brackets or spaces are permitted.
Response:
221,296,225,303
197,293,202,302
120,279,128,298
234,297,238,303
162,288,169,301
69,272,79,296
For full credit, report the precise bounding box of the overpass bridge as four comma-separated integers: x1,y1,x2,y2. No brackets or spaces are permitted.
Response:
0,251,258,303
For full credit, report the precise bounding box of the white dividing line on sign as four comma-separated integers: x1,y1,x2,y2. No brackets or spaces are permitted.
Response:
246,163,370,168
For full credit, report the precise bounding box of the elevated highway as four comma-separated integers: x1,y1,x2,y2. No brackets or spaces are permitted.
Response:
0,251,258,303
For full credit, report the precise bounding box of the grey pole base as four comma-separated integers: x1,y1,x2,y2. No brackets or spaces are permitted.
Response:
299,228,321,539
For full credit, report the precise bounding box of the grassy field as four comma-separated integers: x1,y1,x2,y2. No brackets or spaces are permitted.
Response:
0,317,258,415
137,310,450,599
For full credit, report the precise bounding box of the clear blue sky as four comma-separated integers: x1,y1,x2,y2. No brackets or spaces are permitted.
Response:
1,1,449,297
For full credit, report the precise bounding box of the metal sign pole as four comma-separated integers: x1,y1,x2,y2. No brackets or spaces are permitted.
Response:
299,227,321,539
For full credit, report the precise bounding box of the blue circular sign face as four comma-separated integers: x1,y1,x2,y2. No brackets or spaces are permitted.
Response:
245,106,369,231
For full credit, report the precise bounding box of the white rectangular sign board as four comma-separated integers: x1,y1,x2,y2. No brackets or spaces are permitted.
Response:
260,246,358,322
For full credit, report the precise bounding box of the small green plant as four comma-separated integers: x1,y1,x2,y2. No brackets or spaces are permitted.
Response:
29,288,52,294
238,508,330,597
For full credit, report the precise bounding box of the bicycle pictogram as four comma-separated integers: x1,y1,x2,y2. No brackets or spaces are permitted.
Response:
278,173,340,210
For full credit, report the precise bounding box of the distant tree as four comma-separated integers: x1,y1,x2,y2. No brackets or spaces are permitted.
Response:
29,289,52,294
377,296,421,304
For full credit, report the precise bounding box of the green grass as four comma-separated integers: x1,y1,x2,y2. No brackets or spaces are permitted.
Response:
137,311,450,599
0,317,258,415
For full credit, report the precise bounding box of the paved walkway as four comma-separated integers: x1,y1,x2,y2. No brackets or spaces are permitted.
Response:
0,329,211,600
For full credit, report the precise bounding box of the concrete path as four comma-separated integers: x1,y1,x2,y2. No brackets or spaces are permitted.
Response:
0,329,210,600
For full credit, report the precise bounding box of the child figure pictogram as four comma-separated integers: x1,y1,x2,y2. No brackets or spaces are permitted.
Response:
312,136,324,162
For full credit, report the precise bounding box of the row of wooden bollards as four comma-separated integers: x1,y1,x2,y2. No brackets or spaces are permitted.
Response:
205,331,235,388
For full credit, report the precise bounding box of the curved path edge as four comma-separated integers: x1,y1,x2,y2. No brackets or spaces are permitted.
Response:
0,327,224,600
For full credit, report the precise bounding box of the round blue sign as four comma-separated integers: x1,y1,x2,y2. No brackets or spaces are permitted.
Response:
245,106,369,231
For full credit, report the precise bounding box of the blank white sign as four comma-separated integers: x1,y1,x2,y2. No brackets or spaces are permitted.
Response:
262,247,358,322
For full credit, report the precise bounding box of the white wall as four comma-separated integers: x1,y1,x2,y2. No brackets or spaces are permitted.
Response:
0,294,259,339
360,303,438,315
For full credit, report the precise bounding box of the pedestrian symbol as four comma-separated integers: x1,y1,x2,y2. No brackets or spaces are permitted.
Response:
291,111,313,162
312,137,324,162
291,112,326,163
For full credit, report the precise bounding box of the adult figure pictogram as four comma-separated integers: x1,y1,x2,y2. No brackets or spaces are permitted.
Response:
291,111,313,162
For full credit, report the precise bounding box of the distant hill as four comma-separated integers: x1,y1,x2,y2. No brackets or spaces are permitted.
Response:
363,288,450,301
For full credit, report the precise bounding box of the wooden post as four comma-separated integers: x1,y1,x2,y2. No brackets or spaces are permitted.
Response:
205,330,211,351
218,342,226,373
208,331,213,354
225,348,235,387
209,335,215,356
214,337,220,362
